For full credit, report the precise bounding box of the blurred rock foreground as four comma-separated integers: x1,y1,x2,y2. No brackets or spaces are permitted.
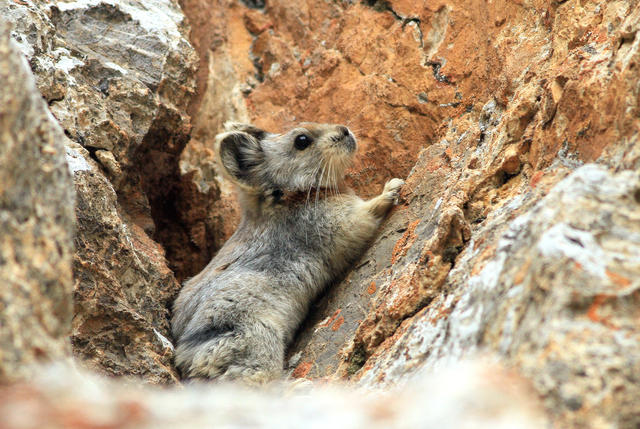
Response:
0,0,639,428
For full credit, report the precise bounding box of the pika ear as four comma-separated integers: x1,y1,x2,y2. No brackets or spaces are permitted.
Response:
223,122,268,141
216,131,264,188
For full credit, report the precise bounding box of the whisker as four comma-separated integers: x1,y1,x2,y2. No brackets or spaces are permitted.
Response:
316,164,325,206
305,163,322,212
315,164,327,236
330,159,338,197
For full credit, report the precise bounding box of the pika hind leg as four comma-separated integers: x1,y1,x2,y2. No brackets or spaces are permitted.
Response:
362,178,405,218
183,322,283,384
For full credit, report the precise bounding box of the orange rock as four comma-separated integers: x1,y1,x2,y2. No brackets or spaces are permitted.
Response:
243,9,272,35
367,282,377,295
292,361,313,379
331,316,345,332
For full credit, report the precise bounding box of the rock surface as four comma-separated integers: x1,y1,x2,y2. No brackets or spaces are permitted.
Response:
0,361,545,429
357,165,640,428
2,0,198,382
68,143,180,383
0,21,75,382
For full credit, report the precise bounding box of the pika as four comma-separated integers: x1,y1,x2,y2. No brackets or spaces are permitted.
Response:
171,122,404,383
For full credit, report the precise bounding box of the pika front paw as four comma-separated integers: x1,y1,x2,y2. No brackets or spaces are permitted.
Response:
383,178,405,202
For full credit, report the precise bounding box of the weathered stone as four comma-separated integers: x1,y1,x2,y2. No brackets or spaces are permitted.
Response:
0,20,75,382
177,0,254,259
67,143,180,383
2,0,206,283
358,165,640,428
6,0,195,172
0,361,545,429
2,0,198,381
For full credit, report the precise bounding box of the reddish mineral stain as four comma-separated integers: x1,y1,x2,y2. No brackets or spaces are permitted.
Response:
292,361,313,378
606,269,632,288
367,281,377,295
317,309,342,328
331,316,345,331
530,171,544,188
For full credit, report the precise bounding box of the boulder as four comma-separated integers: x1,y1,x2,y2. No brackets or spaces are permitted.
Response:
68,143,180,383
2,0,199,382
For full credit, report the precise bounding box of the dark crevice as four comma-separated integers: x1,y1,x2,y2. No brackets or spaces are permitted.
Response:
121,106,223,283
494,169,519,188
618,30,637,49
426,60,452,84
362,0,422,29
478,130,486,144
362,0,393,13
249,41,265,83
345,343,368,376
47,95,65,105
472,215,486,225
97,78,110,96
239,0,265,9
442,245,464,267
566,236,584,248
84,145,101,164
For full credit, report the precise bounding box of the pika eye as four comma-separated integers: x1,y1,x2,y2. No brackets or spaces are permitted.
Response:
294,134,312,151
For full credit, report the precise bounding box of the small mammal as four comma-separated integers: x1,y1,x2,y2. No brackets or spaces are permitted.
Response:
171,122,403,383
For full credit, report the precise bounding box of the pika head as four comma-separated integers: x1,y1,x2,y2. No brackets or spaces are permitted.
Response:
216,122,357,196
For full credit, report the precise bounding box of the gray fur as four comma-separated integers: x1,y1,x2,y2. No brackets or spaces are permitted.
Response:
171,122,404,383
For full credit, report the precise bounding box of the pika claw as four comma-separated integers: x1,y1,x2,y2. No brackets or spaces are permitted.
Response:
384,178,405,203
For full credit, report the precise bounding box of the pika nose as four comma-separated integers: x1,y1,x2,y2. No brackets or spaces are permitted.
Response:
338,126,350,137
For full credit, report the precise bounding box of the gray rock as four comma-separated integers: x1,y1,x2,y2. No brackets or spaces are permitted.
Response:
4,0,196,173
2,0,207,282
360,165,640,428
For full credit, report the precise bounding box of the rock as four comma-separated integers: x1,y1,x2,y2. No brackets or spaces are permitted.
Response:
2,0,208,283
0,360,545,429
357,165,640,428
2,0,198,381
178,0,255,251
0,21,75,382
6,0,195,174
68,143,180,383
